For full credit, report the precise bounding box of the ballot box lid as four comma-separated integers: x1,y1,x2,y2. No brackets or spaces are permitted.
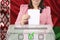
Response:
7,25,53,34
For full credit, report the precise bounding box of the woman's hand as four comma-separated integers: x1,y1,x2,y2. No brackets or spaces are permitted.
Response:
20,14,30,25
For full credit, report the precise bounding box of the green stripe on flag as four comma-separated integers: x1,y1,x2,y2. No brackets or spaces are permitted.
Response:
53,26,60,40
56,32,60,39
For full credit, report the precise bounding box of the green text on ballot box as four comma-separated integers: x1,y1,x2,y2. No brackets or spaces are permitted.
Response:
6,25,55,40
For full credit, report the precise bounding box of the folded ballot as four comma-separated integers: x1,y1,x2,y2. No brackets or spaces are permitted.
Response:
28,9,40,25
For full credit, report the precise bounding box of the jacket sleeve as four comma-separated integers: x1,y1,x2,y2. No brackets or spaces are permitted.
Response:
15,5,24,25
46,6,53,27
15,4,28,25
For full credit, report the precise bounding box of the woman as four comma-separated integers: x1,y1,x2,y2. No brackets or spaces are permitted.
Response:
15,0,53,26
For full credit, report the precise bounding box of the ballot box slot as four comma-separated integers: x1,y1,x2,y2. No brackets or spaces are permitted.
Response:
14,27,47,30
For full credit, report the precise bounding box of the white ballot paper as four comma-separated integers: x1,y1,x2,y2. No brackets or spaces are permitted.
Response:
28,9,40,25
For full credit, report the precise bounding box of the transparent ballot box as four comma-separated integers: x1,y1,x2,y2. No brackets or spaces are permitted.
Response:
6,25,55,40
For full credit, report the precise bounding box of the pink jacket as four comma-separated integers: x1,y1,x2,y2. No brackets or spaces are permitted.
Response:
15,4,53,26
